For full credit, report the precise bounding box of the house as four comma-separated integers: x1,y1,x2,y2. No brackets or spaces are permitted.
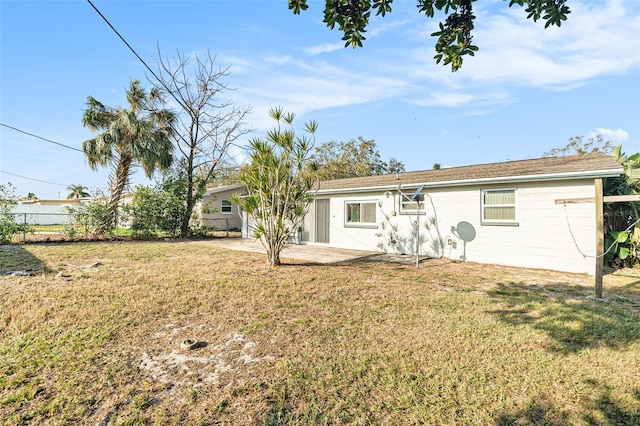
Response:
298,152,623,274
198,185,244,232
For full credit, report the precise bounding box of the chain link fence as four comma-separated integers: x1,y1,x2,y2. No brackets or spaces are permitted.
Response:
3,211,241,244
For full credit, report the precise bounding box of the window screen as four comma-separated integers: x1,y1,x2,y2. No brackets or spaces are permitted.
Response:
482,189,516,221
346,202,376,224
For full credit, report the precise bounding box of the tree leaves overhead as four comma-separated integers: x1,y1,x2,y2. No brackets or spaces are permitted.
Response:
287,0,571,71
309,137,405,181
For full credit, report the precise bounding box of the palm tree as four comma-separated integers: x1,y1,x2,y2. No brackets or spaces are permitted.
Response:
82,80,175,229
66,184,90,199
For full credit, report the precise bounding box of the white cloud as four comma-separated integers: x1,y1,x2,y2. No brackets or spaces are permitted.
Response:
303,17,412,55
226,53,410,131
460,0,640,88
216,0,640,119
409,92,476,108
303,42,345,55
590,128,629,142
408,90,510,109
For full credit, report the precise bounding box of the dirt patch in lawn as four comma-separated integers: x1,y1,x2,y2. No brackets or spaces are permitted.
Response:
139,324,274,390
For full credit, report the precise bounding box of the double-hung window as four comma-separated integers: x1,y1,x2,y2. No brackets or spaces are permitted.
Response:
400,194,426,215
345,201,377,227
221,199,233,214
481,189,517,225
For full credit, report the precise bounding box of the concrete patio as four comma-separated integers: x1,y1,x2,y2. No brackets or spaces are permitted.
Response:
191,238,377,264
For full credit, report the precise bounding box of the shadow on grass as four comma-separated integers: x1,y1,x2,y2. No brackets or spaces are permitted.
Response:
624,279,640,291
495,400,569,426
495,381,640,426
0,245,50,275
487,282,640,354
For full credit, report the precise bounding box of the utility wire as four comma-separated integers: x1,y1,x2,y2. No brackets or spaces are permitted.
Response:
86,0,190,114
563,203,640,259
86,0,245,169
1,123,83,152
0,169,105,191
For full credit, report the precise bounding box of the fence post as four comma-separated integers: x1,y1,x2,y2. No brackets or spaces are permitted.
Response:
22,213,27,243
226,218,229,237
595,178,604,298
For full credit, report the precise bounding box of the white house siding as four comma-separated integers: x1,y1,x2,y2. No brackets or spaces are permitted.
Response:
320,179,597,274
450,180,596,274
11,202,83,225
323,194,385,251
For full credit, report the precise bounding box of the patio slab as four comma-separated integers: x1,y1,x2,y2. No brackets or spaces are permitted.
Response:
190,238,377,264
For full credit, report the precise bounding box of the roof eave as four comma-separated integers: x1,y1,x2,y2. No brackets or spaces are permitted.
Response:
203,184,245,196
315,168,624,195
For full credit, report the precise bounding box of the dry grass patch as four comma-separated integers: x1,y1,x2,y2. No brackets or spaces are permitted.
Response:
1,241,639,425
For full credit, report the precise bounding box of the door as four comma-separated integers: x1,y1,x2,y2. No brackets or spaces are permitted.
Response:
315,199,330,243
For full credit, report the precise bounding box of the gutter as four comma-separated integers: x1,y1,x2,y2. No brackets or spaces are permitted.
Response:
315,168,624,195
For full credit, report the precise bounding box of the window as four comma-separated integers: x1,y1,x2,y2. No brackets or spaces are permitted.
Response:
400,194,425,214
221,199,232,214
481,189,517,225
345,201,377,226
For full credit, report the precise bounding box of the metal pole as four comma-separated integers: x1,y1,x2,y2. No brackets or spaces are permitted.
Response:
415,199,420,268
23,213,27,243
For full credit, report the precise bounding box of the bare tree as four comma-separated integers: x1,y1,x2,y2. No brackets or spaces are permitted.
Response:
543,134,614,157
154,49,251,236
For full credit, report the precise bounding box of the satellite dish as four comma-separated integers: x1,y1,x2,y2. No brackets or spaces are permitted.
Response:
411,184,425,201
456,221,476,242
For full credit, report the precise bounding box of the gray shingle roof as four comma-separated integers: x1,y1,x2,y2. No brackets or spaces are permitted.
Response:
316,152,623,192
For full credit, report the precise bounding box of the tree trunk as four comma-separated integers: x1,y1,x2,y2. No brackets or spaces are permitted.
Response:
268,249,281,267
180,155,196,238
106,154,133,232
180,196,195,238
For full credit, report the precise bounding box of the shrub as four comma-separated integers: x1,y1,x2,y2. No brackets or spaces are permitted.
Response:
0,183,32,244
64,198,113,236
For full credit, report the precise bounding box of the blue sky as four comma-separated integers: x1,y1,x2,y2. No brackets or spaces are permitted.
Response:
1,0,639,200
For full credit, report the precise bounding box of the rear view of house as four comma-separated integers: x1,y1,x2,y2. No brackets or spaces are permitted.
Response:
198,185,244,232
299,153,622,274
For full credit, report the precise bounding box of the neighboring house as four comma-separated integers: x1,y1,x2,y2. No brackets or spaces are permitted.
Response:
12,198,90,225
298,153,623,274
198,185,244,231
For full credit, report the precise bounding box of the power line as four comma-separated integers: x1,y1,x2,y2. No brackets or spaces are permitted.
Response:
85,0,245,169
0,123,83,152
86,0,190,114
1,169,73,187
0,169,104,190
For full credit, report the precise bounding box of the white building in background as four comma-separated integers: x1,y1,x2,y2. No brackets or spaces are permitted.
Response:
12,198,91,225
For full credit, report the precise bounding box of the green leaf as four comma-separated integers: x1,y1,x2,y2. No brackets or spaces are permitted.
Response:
611,231,628,243
619,246,630,259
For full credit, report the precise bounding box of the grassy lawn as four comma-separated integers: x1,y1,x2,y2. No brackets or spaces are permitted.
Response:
1,242,639,425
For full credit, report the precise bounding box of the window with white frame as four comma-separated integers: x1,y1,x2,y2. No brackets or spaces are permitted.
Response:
345,201,377,226
221,199,233,214
400,194,426,214
481,189,517,224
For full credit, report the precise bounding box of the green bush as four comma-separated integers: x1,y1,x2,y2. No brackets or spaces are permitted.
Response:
606,227,640,268
0,183,32,244
121,180,186,239
64,198,112,236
